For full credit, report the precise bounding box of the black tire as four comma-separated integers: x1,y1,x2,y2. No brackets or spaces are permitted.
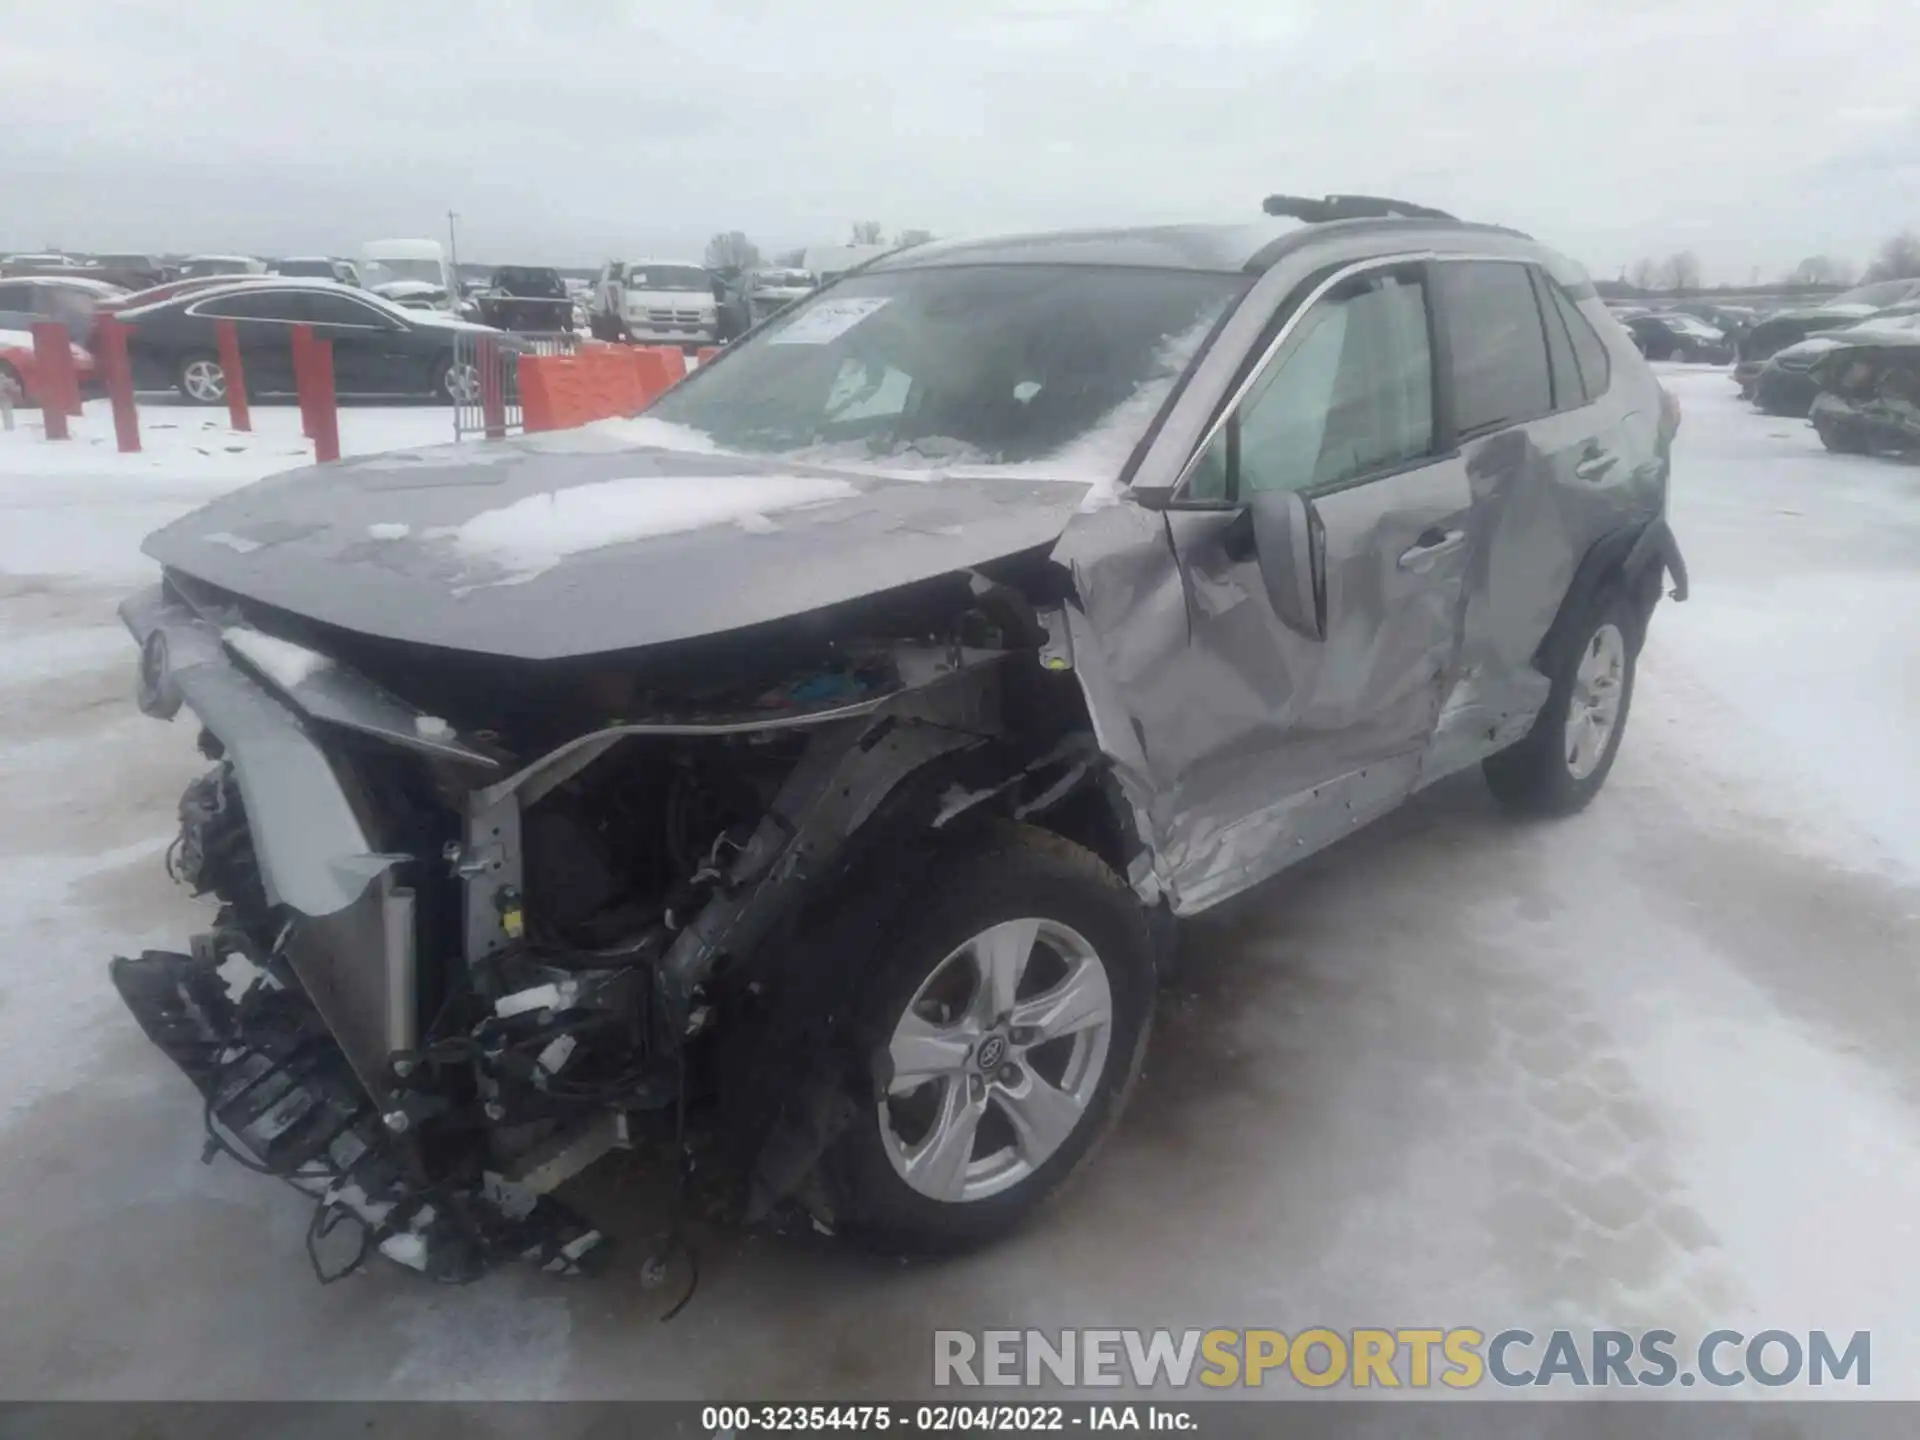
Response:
820,823,1154,1256
0,359,21,401
176,351,227,405
1483,590,1640,817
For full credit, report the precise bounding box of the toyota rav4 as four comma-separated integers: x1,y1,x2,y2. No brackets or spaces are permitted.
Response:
111,196,1687,1281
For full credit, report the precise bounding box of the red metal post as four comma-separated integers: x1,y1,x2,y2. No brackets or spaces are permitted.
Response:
93,316,141,453
311,339,340,463
291,324,317,439
30,323,75,439
214,319,251,432
479,338,506,439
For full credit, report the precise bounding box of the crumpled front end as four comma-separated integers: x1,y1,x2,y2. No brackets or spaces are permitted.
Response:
1810,345,1920,454
113,582,612,1281
110,566,1051,1283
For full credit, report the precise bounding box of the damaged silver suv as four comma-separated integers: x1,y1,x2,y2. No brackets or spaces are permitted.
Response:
111,195,1687,1280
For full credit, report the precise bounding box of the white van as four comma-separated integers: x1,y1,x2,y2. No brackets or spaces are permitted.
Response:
594,259,718,346
360,239,456,311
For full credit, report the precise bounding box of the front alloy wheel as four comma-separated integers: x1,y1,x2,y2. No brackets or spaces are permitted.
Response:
819,823,1154,1255
179,356,227,404
440,359,481,404
880,917,1113,1203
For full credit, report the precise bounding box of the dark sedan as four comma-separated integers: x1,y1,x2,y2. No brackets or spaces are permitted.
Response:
1623,312,1733,363
117,280,509,404
1732,306,1875,397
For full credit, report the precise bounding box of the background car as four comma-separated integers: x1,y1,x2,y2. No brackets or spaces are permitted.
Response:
1808,332,1920,455
98,273,282,316
83,253,170,288
178,255,268,279
0,252,79,275
118,279,510,404
1733,304,1877,397
0,309,96,404
1624,312,1732,363
473,266,573,332
1757,306,1920,418
0,274,126,343
270,256,363,286
718,266,817,339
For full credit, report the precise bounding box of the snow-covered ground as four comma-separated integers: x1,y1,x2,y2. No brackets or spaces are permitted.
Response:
0,371,1915,1399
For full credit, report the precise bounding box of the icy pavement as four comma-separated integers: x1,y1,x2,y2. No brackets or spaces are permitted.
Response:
0,372,1915,1399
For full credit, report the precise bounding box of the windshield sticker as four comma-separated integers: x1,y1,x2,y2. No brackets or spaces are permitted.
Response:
769,296,891,346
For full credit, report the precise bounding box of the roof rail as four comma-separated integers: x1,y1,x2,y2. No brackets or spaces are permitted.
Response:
1263,194,1457,223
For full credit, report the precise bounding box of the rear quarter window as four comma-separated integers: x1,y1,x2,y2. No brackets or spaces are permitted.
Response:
1550,284,1612,401
1435,260,1552,437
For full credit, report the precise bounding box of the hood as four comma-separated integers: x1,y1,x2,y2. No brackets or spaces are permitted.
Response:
400,309,499,335
141,427,1092,661
1818,326,1920,355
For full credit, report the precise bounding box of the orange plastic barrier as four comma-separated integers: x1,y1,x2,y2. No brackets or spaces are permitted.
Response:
647,346,687,384
695,346,720,367
630,348,675,409
519,354,565,432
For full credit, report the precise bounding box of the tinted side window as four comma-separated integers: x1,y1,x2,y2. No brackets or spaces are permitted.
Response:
1436,261,1551,437
303,292,391,326
0,282,31,311
1550,284,1611,400
195,290,300,321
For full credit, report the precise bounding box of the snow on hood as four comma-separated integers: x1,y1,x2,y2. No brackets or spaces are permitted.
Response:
399,308,498,334
373,280,443,298
439,471,860,585
1774,336,1845,362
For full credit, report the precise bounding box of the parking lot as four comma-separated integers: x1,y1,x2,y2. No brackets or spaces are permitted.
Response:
0,367,1915,1400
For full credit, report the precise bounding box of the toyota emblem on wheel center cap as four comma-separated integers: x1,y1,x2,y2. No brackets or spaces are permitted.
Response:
974,1035,1008,1072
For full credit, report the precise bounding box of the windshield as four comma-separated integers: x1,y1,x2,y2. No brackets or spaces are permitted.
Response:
752,270,814,290
646,264,1245,474
363,258,443,287
623,265,709,292
276,259,336,278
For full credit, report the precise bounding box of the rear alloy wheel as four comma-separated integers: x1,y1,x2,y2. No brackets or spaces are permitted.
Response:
823,824,1154,1255
1484,592,1640,816
178,353,227,405
436,356,481,404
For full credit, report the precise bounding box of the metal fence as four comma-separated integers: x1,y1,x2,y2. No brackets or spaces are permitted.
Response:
450,330,578,441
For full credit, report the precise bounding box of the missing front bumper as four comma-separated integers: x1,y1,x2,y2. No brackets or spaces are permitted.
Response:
110,946,611,1282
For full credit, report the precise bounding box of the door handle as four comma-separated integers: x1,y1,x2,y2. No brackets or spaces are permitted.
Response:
1397,527,1466,569
1574,448,1617,481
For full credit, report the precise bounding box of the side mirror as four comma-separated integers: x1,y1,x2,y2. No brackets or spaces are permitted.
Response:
1247,488,1326,641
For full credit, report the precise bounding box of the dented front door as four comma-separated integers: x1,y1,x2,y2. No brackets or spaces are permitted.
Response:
1063,261,1471,913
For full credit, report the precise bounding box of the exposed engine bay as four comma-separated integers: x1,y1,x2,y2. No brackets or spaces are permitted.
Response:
112,561,1138,1288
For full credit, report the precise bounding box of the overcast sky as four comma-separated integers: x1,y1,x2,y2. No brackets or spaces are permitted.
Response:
6,0,1916,281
